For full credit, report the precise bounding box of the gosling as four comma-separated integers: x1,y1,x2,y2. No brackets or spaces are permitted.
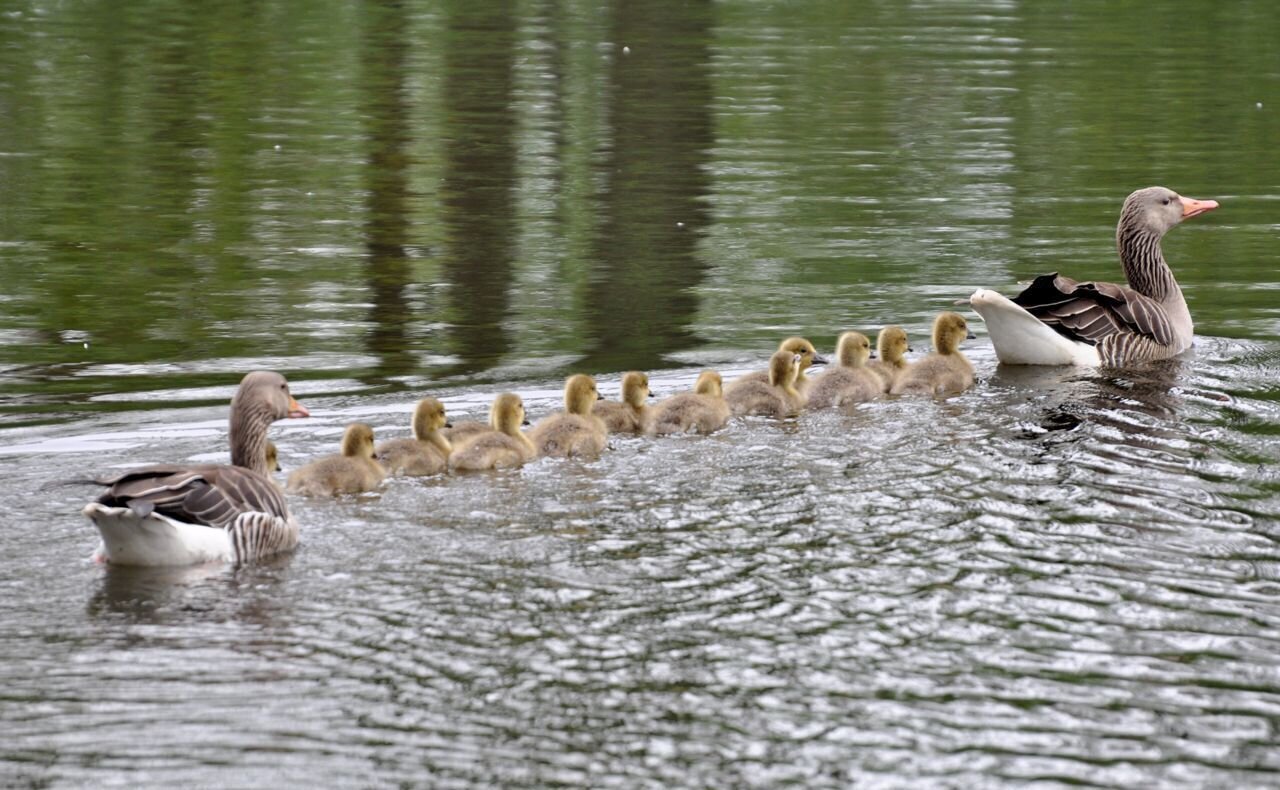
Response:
286,423,386,497
647,371,731,436
529,374,609,458
449,393,538,471
265,441,282,473
593,371,652,433
728,336,826,399
806,331,882,409
890,311,975,396
866,326,911,393
726,350,804,418
376,398,452,477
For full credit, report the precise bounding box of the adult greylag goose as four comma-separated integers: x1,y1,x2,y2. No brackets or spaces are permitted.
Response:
529,374,609,458
376,398,451,476
807,331,882,409
891,312,975,396
968,186,1218,365
729,336,826,399
449,392,537,471
726,350,804,417
287,423,386,497
866,326,911,392
83,370,309,566
648,370,731,436
592,371,652,433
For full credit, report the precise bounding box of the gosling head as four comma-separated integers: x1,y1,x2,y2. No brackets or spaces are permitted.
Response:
1119,186,1218,240
490,392,526,435
411,398,448,440
564,374,599,416
778,337,825,371
340,423,378,460
835,331,872,368
877,326,910,364
693,370,723,398
767,349,801,388
264,441,281,473
619,371,650,409
931,311,972,355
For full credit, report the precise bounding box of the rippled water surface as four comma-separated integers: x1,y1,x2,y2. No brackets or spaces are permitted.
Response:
3,1,1280,787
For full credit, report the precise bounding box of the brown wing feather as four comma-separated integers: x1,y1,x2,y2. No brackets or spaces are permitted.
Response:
1011,273,1175,347
95,464,288,529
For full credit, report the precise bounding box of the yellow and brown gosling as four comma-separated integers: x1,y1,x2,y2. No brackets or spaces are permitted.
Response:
529,374,609,458
593,371,652,434
866,326,911,393
648,370,731,436
726,350,804,418
729,336,826,399
890,312,975,397
376,397,452,477
449,392,537,471
807,331,882,409
264,441,282,473
286,423,386,497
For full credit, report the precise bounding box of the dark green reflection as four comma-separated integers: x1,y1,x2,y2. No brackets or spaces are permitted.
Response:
360,0,416,381
578,0,714,372
440,0,518,375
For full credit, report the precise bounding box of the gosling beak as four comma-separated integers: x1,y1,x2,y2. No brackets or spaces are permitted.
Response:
907,346,916,353
966,331,977,340
869,351,878,360
522,418,531,426
811,354,829,365
1180,196,1219,220
444,421,453,429
287,397,310,419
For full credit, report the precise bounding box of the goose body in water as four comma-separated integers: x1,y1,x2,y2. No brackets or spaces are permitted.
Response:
866,326,911,392
83,371,309,566
726,350,805,418
807,331,882,409
449,393,537,471
530,374,609,458
593,371,652,434
730,337,826,399
287,424,386,497
891,312,975,397
968,186,1218,366
648,371,731,436
376,398,451,477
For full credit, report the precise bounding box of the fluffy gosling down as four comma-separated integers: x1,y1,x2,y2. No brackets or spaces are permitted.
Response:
806,331,882,409
731,336,826,398
891,312,975,397
593,371,652,433
648,370,731,436
529,374,609,458
449,393,537,471
726,350,805,418
376,398,452,477
286,423,386,497
866,326,911,392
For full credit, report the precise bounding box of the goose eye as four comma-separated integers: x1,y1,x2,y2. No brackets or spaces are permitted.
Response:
1161,197,1171,205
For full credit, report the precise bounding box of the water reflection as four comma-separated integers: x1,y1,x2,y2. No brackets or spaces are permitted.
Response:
440,0,519,374
579,0,714,371
361,0,417,381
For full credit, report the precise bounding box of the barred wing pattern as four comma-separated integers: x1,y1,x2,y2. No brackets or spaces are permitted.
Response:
94,464,296,563
1011,273,1177,365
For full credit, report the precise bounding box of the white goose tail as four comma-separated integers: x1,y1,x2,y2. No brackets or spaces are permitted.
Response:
84,503,232,566
967,289,1101,366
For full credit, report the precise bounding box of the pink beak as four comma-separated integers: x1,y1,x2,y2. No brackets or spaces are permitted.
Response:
1180,196,1219,220
288,397,310,419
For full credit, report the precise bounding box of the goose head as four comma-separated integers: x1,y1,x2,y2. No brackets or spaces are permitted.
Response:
931,311,972,355
835,331,872,368
778,337,825,373
233,371,310,422
490,392,527,435
767,349,802,390
563,374,600,416
619,371,650,409
693,370,724,398
877,326,910,365
1120,186,1218,239
340,423,378,461
411,398,449,440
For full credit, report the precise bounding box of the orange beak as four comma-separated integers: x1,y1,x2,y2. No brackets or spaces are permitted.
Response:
1180,196,1219,220
288,397,310,419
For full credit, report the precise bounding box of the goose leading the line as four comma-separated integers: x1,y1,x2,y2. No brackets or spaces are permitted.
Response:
83,371,309,567
968,186,1218,366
